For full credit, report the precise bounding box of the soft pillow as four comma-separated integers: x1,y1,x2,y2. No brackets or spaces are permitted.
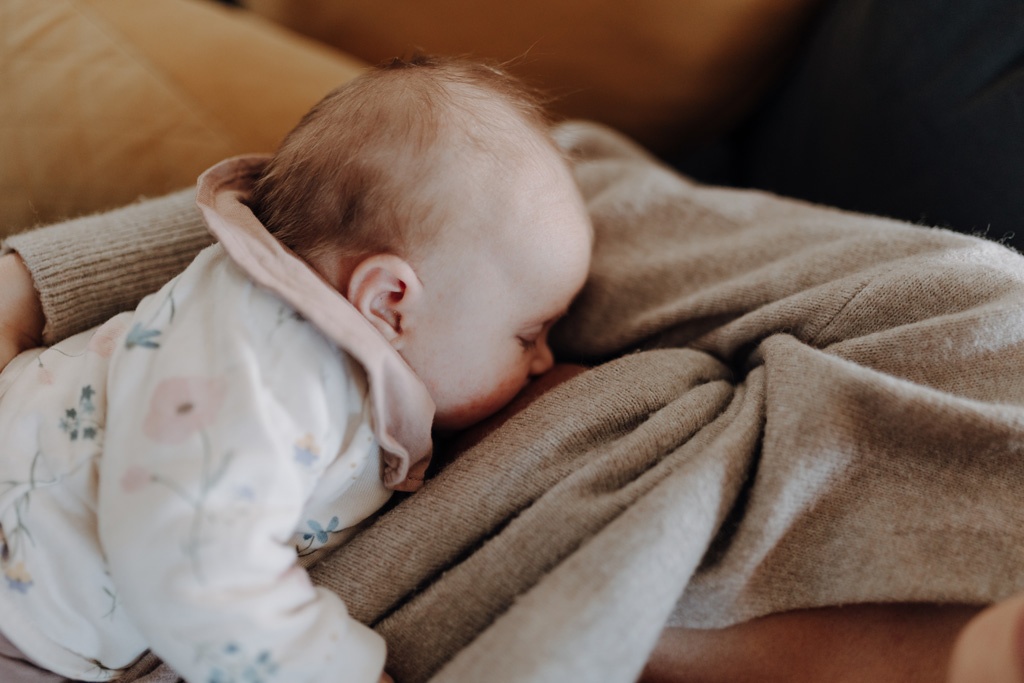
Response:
241,0,822,156
1,0,366,237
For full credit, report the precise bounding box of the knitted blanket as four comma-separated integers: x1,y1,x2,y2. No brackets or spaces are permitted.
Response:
122,122,1024,682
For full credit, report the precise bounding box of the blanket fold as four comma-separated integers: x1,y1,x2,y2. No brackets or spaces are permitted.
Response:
121,121,1024,683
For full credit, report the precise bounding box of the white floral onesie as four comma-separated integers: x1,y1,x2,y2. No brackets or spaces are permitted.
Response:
0,190,434,683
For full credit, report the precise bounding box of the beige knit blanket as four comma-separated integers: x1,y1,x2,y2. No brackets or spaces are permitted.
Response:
114,122,1024,682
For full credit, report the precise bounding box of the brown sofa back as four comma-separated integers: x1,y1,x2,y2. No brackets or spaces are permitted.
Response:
242,0,822,154
1,0,365,237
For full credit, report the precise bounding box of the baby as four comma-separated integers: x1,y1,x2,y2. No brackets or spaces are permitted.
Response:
0,56,592,682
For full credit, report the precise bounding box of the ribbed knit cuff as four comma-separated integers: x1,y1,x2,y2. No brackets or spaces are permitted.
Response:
2,189,214,345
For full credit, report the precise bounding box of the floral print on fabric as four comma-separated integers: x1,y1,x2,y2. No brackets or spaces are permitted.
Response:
143,376,227,445
3,561,33,593
87,317,131,359
119,466,152,494
297,516,344,557
199,641,279,683
124,324,161,350
131,375,234,582
0,526,31,593
2,520,32,595
293,434,320,467
35,359,54,385
59,385,100,441
3,400,101,598
125,283,178,350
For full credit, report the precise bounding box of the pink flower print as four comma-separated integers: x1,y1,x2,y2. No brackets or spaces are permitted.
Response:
143,376,227,444
36,363,54,385
88,317,130,359
120,466,152,493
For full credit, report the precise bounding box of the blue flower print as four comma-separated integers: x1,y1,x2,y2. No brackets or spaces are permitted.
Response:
200,641,278,683
297,516,341,556
125,282,177,351
59,385,100,441
304,516,339,544
2,519,32,594
124,323,161,349
292,434,320,467
3,562,33,594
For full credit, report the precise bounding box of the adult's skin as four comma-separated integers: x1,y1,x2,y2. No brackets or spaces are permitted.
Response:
2,252,1023,683
0,253,43,369
643,605,981,683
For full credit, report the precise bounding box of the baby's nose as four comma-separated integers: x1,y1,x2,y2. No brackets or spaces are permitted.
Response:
529,341,555,377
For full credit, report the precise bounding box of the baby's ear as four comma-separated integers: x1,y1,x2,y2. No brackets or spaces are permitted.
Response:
346,255,422,346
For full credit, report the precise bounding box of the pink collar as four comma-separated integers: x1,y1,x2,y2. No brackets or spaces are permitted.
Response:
195,155,434,492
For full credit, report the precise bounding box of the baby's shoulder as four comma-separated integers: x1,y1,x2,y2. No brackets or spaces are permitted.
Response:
121,244,359,397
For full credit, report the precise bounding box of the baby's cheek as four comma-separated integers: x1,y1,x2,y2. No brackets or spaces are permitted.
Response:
434,371,529,431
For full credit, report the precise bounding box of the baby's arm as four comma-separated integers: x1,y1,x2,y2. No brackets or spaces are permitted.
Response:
98,251,386,683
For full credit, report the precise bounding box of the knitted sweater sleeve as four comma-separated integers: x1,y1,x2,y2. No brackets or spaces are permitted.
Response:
2,189,214,345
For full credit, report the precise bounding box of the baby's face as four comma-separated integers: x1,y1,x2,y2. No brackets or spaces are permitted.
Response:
399,149,593,431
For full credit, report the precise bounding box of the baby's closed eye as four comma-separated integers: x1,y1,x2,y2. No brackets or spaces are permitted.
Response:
517,336,538,351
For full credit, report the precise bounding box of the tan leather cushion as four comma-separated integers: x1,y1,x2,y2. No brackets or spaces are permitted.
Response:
242,0,822,156
1,0,366,237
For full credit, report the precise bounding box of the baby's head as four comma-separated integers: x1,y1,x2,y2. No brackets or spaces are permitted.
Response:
249,56,593,431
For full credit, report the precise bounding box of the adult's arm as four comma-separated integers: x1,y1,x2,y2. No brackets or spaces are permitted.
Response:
0,188,213,355
643,604,978,683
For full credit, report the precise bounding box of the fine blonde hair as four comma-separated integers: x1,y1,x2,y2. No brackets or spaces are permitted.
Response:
248,55,555,263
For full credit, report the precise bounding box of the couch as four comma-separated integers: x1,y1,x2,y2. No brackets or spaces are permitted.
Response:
0,0,821,237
